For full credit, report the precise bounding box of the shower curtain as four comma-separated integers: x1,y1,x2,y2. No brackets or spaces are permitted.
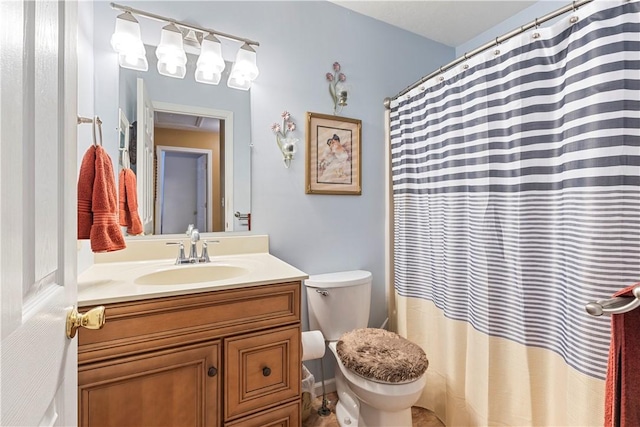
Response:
390,1,640,425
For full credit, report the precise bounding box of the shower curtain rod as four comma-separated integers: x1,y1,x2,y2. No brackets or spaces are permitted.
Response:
392,0,593,100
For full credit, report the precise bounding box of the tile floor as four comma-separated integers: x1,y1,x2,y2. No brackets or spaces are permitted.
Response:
302,392,444,427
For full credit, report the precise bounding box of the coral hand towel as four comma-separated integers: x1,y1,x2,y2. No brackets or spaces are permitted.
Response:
90,146,126,252
78,145,96,239
605,283,640,427
118,168,143,235
118,169,129,227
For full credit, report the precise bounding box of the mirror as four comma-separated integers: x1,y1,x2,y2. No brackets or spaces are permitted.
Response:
117,45,251,236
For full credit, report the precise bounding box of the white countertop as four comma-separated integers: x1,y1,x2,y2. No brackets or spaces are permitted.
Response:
77,252,308,306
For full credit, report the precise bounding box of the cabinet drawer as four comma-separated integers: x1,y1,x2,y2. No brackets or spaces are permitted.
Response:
79,341,220,427
224,400,300,427
79,282,300,364
224,325,301,420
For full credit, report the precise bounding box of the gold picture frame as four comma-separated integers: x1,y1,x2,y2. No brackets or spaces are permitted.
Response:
305,112,362,195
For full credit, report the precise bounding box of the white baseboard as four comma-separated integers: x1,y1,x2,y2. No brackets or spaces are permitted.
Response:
311,377,336,398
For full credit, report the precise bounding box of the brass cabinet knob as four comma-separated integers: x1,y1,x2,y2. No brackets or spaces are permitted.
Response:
66,306,106,339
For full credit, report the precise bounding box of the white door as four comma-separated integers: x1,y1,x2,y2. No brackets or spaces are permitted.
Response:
162,152,198,234
136,78,155,235
196,154,208,231
1,1,78,426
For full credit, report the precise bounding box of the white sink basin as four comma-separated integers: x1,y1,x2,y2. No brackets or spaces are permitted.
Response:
134,264,250,286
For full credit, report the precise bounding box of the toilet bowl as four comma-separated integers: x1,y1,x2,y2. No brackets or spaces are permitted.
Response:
305,270,428,427
329,341,427,427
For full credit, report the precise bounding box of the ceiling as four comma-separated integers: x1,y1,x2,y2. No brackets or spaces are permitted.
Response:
155,111,220,133
329,1,537,47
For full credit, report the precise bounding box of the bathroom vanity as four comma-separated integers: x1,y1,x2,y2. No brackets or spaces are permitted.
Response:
76,235,307,427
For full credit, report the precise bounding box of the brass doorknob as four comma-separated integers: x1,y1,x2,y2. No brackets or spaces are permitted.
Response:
66,306,106,339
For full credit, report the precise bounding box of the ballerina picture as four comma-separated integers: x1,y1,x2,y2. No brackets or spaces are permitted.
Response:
306,112,362,195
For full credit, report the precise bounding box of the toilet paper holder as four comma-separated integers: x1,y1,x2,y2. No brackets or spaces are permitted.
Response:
302,330,326,362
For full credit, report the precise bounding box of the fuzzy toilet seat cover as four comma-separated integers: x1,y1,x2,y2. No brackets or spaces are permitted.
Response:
336,328,428,384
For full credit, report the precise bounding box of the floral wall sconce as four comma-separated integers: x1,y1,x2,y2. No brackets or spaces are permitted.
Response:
271,111,298,168
326,62,349,115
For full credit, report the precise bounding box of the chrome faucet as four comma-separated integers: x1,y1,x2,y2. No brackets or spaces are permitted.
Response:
188,228,200,262
199,240,220,263
166,242,191,265
168,226,220,264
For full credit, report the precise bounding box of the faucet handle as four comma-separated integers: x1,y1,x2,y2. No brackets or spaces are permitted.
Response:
199,240,220,263
166,242,188,265
185,224,195,236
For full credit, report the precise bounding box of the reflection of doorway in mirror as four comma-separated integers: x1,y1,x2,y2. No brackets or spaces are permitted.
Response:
157,150,210,234
150,102,233,233
154,128,222,234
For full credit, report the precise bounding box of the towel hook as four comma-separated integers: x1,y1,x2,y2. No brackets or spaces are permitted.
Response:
92,116,103,147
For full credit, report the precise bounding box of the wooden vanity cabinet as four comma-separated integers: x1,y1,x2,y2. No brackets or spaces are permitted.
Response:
78,282,302,427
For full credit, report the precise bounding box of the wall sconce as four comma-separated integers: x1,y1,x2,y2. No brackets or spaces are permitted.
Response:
110,11,148,71
271,111,298,168
326,61,350,115
110,3,260,89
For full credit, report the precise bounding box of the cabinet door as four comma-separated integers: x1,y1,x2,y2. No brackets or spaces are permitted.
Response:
225,325,301,420
79,341,220,427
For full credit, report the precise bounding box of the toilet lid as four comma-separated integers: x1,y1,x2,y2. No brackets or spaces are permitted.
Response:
336,328,428,384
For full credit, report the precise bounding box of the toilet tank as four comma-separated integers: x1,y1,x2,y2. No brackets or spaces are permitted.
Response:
304,270,372,341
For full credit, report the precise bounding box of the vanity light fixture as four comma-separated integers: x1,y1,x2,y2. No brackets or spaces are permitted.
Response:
195,34,226,85
110,11,148,71
227,43,260,91
156,23,187,79
109,3,260,88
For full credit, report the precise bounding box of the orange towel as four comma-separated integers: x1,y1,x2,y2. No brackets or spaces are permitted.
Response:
89,146,126,252
605,282,640,427
78,145,96,239
118,168,143,235
118,169,128,227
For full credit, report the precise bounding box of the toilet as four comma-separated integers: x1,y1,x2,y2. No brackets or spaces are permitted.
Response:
305,270,428,427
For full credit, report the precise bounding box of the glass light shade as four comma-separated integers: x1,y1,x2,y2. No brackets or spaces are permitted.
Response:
110,12,148,71
227,44,259,90
156,23,187,79
280,137,298,168
110,12,142,53
336,83,348,106
195,34,225,85
118,51,148,72
281,137,298,155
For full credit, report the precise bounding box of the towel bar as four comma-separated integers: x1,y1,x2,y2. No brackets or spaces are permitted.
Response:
77,115,102,125
77,115,103,146
585,286,640,316
234,211,251,231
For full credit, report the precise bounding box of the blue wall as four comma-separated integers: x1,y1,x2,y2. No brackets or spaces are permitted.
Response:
91,0,453,381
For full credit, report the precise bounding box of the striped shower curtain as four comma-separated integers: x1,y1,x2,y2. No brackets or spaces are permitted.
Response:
390,1,640,426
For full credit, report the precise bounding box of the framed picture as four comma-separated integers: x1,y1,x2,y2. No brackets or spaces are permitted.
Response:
305,112,362,195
